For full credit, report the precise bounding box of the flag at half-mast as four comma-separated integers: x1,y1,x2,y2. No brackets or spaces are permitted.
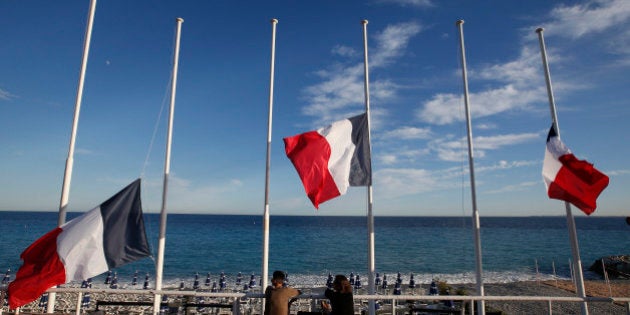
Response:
542,125,609,215
8,179,151,309
284,113,372,208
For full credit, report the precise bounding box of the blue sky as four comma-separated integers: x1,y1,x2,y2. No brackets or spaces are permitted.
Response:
1,0,629,217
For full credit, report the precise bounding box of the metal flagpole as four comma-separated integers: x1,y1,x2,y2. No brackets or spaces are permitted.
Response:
536,27,589,315
49,0,97,312
262,18,278,310
361,20,376,315
153,17,184,315
456,20,485,315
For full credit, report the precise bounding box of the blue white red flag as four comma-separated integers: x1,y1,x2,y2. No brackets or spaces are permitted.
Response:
284,113,371,208
542,126,609,215
8,179,151,309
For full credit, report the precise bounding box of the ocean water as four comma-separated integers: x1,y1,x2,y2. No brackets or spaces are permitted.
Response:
1,211,628,290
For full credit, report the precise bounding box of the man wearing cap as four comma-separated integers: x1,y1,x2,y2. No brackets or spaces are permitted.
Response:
264,270,301,315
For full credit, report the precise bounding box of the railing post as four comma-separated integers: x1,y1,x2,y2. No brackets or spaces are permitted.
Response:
548,300,553,315
75,292,82,315
392,298,396,315
232,298,241,315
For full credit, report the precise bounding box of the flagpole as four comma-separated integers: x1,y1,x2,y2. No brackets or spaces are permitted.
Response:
456,20,485,315
262,18,278,306
153,17,184,315
49,0,97,312
361,20,376,315
536,27,589,315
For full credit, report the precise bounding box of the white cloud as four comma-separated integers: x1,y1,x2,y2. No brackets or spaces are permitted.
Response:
371,22,424,67
606,169,630,176
612,28,630,63
418,47,548,125
229,179,244,187
543,0,630,39
418,0,629,128
331,45,358,58
477,47,541,85
374,166,463,199
375,168,438,198
476,160,539,172
370,79,399,103
0,88,16,101
376,147,429,165
379,154,398,165
416,93,462,125
302,64,365,122
418,84,546,125
75,148,94,155
471,85,545,117
473,133,540,150
376,0,434,8
484,181,539,194
428,136,469,162
539,0,630,64
476,123,497,130
428,132,540,162
301,22,422,123
375,160,538,199
142,175,247,212
381,126,432,139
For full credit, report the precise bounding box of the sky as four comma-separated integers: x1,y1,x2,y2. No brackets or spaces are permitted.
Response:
1,0,629,217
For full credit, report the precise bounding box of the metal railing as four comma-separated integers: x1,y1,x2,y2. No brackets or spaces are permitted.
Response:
1,287,629,315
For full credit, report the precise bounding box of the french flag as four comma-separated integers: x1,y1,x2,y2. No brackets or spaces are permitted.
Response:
542,126,609,215
8,179,151,309
284,113,371,208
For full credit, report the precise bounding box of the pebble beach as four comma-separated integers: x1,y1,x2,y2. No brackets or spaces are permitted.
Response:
3,280,628,314
461,280,629,314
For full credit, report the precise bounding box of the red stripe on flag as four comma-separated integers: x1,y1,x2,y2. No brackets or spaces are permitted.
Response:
8,227,66,309
548,153,609,215
284,131,341,208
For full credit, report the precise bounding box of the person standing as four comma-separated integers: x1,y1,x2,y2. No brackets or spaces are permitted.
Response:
324,275,354,315
264,270,301,315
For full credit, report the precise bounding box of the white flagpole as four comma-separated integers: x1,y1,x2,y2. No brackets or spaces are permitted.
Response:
49,0,97,312
153,17,184,315
262,18,278,305
536,27,589,315
456,20,485,315
361,20,376,315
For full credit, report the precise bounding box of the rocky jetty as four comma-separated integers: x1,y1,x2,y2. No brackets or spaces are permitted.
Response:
589,255,630,279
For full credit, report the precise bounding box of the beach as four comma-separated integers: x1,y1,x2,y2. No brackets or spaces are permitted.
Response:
3,280,628,314
459,280,629,314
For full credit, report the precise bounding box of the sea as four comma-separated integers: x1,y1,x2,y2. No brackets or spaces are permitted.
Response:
1,211,628,290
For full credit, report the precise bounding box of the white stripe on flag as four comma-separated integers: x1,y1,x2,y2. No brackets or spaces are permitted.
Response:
319,118,355,195
542,146,563,190
57,207,108,282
